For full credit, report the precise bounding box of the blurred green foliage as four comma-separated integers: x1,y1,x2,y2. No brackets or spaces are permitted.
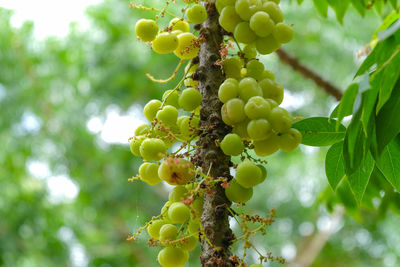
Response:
0,0,399,266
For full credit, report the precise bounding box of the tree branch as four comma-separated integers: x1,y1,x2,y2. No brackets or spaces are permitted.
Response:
275,49,343,101
194,1,235,266
288,207,345,267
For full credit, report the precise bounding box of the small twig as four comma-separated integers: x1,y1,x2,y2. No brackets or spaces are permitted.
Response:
275,49,343,101
146,60,185,83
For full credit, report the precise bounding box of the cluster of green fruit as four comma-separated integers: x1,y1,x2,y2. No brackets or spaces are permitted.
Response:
133,5,207,267
147,184,203,267
131,1,300,266
219,56,302,157
218,0,293,54
217,55,301,203
135,3,208,59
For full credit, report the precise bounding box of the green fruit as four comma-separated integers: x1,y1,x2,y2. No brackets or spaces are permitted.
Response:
152,32,179,54
268,107,292,133
178,116,200,137
187,4,208,24
243,44,257,59
261,69,275,80
192,197,204,217
249,11,275,37
179,87,202,111
247,119,272,141
130,135,146,157
134,124,150,136
253,134,280,156
273,22,294,43
246,59,265,81
257,164,267,184
278,128,302,152
168,202,191,224
234,22,257,44
147,219,166,239
218,79,239,103
232,120,250,139
179,236,198,251
159,224,178,241
158,157,195,185
221,98,247,125
139,138,167,161
235,0,254,21
220,133,244,156
235,160,263,188
219,6,242,33
188,220,201,234
225,179,253,203
258,78,284,104
161,201,172,222
238,77,262,102
162,90,180,108
256,34,280,54
216,0,236,13
135,19,159,42
244,96,271,119
156,105,178,126
158,247,189,267
169,18,190,32
261,2,283,23
139,162,162,185
266,98,278,108
144,99,162,122
223,57,243,79
174,33,199,59
169,186,189,202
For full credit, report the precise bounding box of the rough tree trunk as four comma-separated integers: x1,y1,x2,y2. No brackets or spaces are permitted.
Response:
194,1,235,266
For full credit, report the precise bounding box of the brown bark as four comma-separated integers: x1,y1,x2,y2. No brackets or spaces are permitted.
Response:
275,48,343,101
193,1,235,266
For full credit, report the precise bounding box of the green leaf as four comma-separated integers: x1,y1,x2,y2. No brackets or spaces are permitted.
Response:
351,0,366,16
376,137,400,192
389,0,398,9
376,80,400,153
347,152,375,204
325,141,345,190
297,0,305,4
375,51,400,113
336,179,359,213
378,19,400,41
330,83,359,129
313,0,329,17
374,11,400,38
327,0,350,23
343,110,365,174
292,117,346,147
374,0,384,15
360,85,378,137
355,37,398,77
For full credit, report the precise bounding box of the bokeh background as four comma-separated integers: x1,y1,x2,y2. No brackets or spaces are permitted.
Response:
0,0,399,266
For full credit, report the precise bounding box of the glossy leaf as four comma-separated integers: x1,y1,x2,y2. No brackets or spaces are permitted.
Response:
343,111,365,175
355,37,398,77
330,83,359,130
375,80,400,153
376,137,400,192
313,0,329,17
347,152,375,204
351,0,366,17
292,117,346,147
325,141,345,190
327,0,350,24
375,51,400,113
